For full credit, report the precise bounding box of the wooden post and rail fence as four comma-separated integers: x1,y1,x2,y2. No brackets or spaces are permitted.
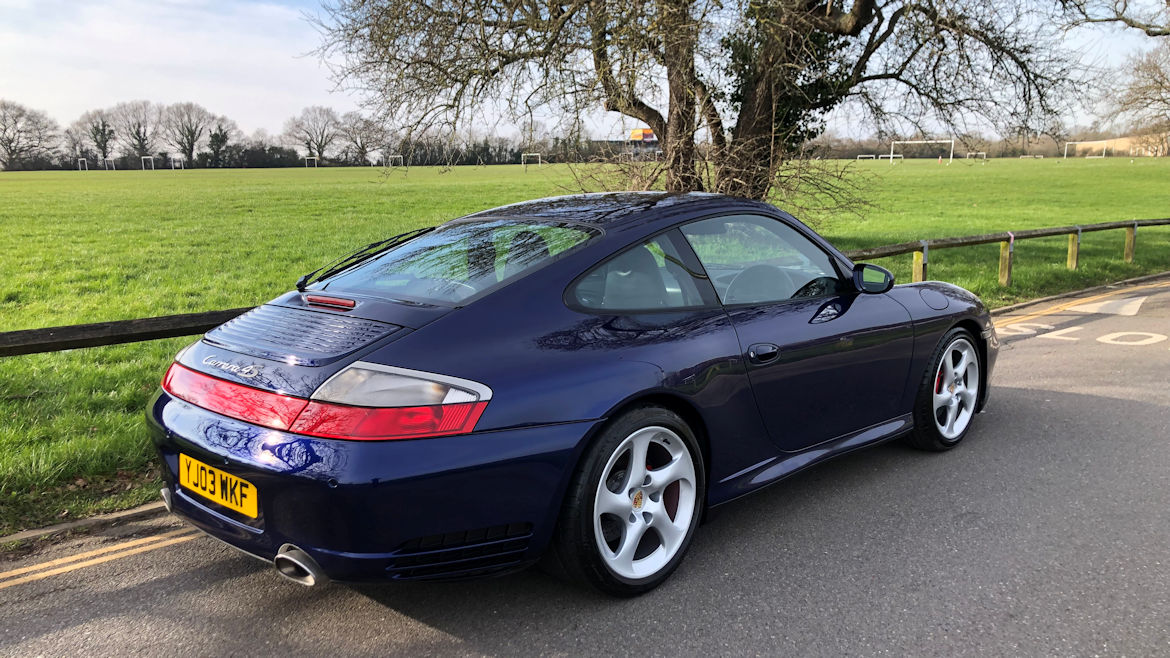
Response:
2,218,1168,358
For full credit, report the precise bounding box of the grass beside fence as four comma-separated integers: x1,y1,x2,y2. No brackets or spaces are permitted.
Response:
2,159,1170,534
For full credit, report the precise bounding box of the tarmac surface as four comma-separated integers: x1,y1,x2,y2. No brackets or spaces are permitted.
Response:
3,277,1170,656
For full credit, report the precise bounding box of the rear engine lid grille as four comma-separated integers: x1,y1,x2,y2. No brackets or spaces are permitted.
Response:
203,304,401,366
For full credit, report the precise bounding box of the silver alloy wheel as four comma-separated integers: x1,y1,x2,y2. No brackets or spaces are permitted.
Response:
932,336,980,440
593,425,698,580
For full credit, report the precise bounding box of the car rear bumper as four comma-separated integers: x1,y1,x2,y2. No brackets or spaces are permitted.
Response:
147,389,595,582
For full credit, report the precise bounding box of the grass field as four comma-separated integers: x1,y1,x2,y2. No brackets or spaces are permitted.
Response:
2,160,1170,534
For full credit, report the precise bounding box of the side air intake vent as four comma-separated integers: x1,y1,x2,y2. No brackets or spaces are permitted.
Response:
203,305,400,366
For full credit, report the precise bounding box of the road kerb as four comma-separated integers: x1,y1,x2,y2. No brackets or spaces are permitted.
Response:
1,501,168,547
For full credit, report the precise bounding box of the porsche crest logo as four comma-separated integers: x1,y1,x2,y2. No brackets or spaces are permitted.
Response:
632,490,644,510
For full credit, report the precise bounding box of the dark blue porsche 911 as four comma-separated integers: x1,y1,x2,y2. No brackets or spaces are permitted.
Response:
148,192,997,596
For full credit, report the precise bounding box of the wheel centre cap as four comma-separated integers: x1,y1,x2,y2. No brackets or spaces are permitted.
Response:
631,490,644,510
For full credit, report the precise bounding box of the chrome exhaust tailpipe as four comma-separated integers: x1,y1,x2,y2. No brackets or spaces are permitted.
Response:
160,487,173,512
274,544,329,587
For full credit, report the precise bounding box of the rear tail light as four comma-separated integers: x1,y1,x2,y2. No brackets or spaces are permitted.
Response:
162,361,491,441
162,363,308,430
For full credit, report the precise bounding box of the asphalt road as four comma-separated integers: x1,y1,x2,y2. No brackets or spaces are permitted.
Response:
4,277,1170,656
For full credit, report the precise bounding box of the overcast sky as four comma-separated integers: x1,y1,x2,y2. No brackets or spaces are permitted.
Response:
0,0,1155,139
0,0,360,136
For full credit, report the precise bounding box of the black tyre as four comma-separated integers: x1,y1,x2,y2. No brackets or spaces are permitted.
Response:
550,406,705,597
906,328,983,451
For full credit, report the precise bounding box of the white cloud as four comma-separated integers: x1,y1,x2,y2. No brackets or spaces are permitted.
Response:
0,0,361,133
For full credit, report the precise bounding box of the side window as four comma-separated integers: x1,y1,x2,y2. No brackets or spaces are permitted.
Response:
680,214,844,305
570,234,710,311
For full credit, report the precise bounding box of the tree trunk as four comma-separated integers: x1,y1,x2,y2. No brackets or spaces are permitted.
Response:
660,0,702,192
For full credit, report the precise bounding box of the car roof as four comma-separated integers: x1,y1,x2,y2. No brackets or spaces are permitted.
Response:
461,191,775,228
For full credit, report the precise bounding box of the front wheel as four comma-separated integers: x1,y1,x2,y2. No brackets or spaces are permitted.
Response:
551,406,705,596
906,328,983,451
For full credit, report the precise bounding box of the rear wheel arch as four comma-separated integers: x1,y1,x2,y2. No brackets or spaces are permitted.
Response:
597,393,711,500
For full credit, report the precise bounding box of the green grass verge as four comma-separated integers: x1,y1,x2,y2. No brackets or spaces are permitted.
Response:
2,159,1169,534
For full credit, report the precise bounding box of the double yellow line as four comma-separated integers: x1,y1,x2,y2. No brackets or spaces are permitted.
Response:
997,280,1170,327
0,528,200,590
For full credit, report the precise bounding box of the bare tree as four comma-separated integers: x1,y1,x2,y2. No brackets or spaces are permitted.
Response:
315,0,1078,200
0,100,59,170
163,102,216,165
283,106,341,160
61,125,89,160
1114,42,1170,122
1060,0,1170,37
338,111,388,164
112,100,161,160
76,110,116,160
1107,41,1170,154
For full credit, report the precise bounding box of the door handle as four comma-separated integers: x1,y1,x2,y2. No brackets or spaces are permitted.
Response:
747,343,780,364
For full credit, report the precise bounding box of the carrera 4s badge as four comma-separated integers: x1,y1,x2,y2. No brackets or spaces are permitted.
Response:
202,355,261,378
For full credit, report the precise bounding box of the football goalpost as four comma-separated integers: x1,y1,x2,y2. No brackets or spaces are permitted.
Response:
521,152,543,170
1063,140,1110,159
303,156,318,168
856,154,876,160
385,154,404,167
102,158,116,170
965,152,986,160
141,156,155,170
77,158,88,171
169,156,185,170
889,139,954,164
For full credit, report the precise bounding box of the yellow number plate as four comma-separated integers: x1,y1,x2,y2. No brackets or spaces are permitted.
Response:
179,454,258,518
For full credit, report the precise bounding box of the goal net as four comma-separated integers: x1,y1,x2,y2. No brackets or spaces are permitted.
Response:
141,156,155,170
521,152,543,169
1063,140,1110,159
889,139,954,164
303,156,319,168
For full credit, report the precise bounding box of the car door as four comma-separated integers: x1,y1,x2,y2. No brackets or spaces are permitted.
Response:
679,214,915,453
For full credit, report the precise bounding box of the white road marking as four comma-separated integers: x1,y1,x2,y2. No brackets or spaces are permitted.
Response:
1037,327,1083,341
996,322,1055,336
1096,332,1168,346
1068,296,1148,316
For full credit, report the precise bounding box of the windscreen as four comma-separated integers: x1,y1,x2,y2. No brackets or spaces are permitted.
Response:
321,219,600,305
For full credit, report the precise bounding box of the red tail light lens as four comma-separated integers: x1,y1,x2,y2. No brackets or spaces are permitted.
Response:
162,363,308,430
161,362,489,441
289,400,488,440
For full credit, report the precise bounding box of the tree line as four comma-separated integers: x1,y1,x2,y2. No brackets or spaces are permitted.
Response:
0,101,621,171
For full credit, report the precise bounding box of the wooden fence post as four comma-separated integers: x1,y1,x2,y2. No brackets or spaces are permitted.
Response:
1124,223,1137,262
1066,228,1080,270
912,241,928,282
998,233,1014,287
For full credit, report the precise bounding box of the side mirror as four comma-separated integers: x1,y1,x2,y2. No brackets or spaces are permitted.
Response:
853,263,894,294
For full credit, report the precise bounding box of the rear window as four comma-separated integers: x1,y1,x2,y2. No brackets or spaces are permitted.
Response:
322,219,600,305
